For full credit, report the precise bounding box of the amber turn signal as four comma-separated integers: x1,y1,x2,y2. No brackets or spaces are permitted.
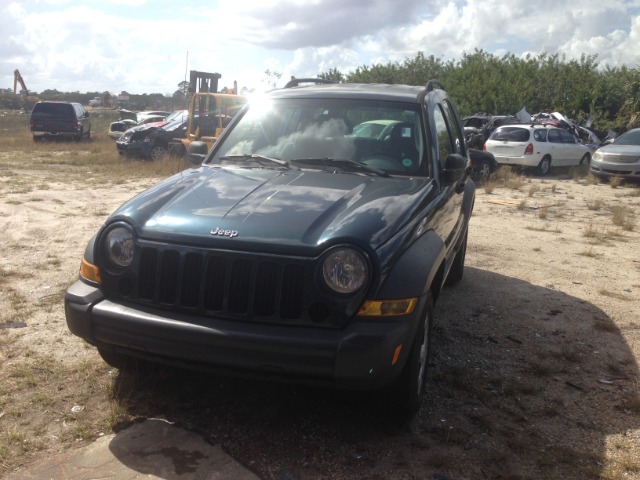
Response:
357,298,417,317
80,258,102,284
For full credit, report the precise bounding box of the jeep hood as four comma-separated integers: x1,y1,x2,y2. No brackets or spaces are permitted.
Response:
110,166,435,252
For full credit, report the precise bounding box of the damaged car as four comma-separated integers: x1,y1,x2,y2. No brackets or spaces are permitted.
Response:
116,117,190,161
463,114,518,149
108,110,185,140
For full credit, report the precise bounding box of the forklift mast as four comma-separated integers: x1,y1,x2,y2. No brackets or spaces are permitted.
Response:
189,71,221,93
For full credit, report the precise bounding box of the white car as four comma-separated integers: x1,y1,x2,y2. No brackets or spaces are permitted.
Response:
484,124,591,175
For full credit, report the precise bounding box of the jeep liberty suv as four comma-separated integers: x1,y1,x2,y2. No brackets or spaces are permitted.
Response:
65,79,475,418
30,101,91,141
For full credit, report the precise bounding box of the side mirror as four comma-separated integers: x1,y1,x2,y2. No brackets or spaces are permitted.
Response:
186,141,209,165
442,153,468,184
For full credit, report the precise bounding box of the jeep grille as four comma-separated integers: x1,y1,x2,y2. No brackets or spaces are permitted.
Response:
108,245,311,322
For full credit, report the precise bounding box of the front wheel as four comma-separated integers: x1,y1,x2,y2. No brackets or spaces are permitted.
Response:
150,145,167,161
168,143,186,160
538,156,551,176
98,347,133,370
380,293,433,420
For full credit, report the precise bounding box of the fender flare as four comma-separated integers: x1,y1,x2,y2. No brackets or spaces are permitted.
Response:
376,229,446,300
462,178,476,221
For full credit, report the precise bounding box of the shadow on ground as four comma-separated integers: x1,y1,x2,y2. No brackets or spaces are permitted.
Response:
110,267,639,479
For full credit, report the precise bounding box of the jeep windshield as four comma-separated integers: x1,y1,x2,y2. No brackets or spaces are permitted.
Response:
210,97,426,176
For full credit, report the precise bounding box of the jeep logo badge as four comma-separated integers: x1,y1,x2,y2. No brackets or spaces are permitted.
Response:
211,227,239,238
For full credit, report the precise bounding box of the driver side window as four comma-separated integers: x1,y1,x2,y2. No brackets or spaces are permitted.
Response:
441,101,465,155
433,107,453,171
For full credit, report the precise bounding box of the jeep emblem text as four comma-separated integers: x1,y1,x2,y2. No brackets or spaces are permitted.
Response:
211,227,239,238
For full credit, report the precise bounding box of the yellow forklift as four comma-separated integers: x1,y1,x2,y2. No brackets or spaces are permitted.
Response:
172,71,247,157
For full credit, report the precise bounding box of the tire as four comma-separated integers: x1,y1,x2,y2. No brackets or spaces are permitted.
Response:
150,145,167,161
75,128,83,142
98,347,133,370
381,293,434,420
579,153,590,165
538,156,551,176
168,143,187,160
86,128,91,141
445,228,467,286
33,135,41,142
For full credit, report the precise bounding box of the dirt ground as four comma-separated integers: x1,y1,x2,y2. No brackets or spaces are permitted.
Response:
1,145,639,479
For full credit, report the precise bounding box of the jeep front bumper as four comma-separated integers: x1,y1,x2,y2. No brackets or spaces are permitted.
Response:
64,280,423,390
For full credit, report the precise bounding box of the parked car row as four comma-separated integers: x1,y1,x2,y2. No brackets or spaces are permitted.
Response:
26,99,638,181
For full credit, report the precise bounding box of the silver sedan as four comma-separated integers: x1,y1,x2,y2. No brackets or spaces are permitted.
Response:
591,128,640,180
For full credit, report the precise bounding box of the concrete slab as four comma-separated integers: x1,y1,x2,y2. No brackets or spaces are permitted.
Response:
4,418,259,479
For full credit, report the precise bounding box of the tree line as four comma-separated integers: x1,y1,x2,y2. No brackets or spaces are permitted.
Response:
4,50,638,134
318,49,640,134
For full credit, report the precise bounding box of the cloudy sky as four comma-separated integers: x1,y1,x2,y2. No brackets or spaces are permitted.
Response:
2,0,640,96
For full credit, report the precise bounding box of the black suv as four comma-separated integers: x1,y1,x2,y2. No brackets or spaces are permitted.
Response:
30,101,91,141
65,79,475,418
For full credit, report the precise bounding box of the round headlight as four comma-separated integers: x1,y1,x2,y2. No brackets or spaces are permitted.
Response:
322,247,368,294
104,226,135,268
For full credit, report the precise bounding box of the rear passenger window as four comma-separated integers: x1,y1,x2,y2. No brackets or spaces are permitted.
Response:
533,129,547,142
547,129,561,143
558,129,575,143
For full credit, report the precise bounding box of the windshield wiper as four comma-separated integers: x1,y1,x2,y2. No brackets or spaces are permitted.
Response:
219,154,294,169
290,158,390,177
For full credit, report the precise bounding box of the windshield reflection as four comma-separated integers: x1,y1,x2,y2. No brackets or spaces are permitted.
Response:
212,98,426,176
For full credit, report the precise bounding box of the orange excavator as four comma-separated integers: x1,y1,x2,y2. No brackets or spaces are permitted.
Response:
13,69,28,96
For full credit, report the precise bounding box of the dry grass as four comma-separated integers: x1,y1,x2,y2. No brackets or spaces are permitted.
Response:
586,199,605,211
1,110,639,480
609,177,624,188
0,110,183,473
610,205,636,231
493,168,526,190
0,111,186,186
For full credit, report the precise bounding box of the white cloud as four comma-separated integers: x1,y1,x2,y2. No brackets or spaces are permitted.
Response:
1,0,639,95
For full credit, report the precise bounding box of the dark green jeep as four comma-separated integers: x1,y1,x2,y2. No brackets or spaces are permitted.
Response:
65,79,475,418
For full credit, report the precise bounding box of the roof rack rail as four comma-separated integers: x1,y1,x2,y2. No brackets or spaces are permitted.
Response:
426,79,445,92
284,77,338,88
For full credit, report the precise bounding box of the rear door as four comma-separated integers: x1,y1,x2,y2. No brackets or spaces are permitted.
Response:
557,128,583,165
546,129,567,164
